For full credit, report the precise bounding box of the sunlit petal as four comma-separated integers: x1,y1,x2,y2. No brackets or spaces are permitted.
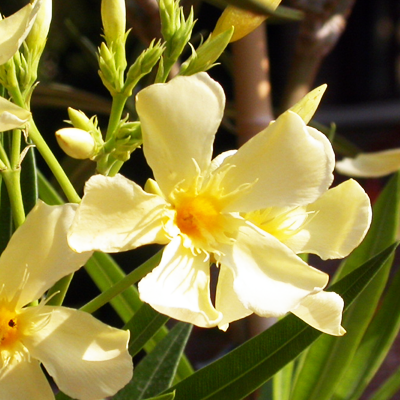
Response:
68,174,171,253
0,201,92,308
139,237,222,327
283,179,371,259
136,72,225,196
0,0,41,65
291,291,345,336
217,222,328,317
336,149,400,178
220,111,335,212
215,264,252,331
22,306,132,400
0,97,31,132
0,358,54,400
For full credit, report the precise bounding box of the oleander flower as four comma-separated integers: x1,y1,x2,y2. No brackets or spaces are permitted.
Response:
0,201,132,400
68,73,371,336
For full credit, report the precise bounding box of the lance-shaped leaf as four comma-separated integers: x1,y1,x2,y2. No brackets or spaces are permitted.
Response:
161,243,397,400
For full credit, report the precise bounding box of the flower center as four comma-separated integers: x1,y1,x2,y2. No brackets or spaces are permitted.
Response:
0,306,20,349
176,195,222,241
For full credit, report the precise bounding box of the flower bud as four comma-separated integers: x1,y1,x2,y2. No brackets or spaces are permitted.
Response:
214,1,281,42
101,0,126,42
56,128,96,159
25,0,52,52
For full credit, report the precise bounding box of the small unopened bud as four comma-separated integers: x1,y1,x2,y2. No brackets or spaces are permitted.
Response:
25,0,52,51
101,0,126,42
56,127,96,159
214,1,281,42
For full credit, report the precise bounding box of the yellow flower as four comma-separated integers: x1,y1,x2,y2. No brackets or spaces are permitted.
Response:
69,73,371,336
0,97,31,132
0,201,132,400
0,0,41,65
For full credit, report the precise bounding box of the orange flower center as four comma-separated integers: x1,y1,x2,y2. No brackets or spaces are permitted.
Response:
176,195,222,241
0,306,20,349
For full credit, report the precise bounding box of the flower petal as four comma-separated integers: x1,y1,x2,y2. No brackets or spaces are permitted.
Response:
21,306,132,400
220,111,335,212
336,149,400,178
68,174,170,253
0,0,40,65
283,179,371,259
0,358,54,400
139,236,222,327
0,97,31,132
290,291,346,336
0,201,92,308
136,73,225,196
217,221,329,317
215,264,252,331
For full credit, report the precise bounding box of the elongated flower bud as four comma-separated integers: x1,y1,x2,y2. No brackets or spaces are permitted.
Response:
101,0,126,42
56,127,96,159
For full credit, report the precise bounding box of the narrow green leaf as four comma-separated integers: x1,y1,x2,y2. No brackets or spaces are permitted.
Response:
125,302,170,358
164,243,397,400
272,361,294,400
20,145,38,214
333,259,400,400
145,392,176,400
115,323,192,400
367,365,400,400
0,177,12,254
290,172,400,400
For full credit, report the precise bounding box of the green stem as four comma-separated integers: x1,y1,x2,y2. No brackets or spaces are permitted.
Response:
105,93,127,141
80,250,162,314
10,128,22,169
28,120,81,203
2,168,25,228
0,142,11,170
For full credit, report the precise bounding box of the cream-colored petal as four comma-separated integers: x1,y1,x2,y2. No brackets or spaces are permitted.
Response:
336,149,400,178
0,97,31,131
0,358,54,400
290,291,345,336
0,201,92,309
136,73,225,197
283,179,371,259
0,0,40,65
215,264,252,331
139,237,222,327
68,174,171,253
220,111,335,212
217,222,329,318
21,306,132,400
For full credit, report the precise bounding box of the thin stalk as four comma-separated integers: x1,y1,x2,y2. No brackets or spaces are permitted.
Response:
80,250,162,314
2,168,25,227
28,120,81,203
105,93,127,141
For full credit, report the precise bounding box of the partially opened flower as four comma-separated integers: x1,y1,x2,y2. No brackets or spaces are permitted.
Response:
0,0,41,65
69,73,371,336
336,148,400,178
0,97,31,132
0,201,132,400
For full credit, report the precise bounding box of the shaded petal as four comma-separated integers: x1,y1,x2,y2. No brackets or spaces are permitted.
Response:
0,358,54,400
220,111,335,212
336,149,400,178
283,179,371,259
21,306,132,400
0,0,40,65
136,73,225,196
0,97,31,132
217,222,329,317
0,201,92,309
290,291,345,336
139,237,222,327
69,174,171,253
215,264,252,331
